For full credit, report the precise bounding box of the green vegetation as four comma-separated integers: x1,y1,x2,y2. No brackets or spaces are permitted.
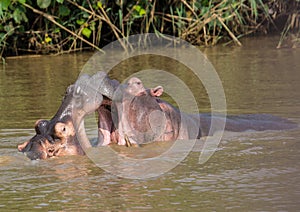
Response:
0,0,299,59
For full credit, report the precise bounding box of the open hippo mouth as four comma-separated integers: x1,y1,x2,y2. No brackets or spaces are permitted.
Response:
17,71,117,160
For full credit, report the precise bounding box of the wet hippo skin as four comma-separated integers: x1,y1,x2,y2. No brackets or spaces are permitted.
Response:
17,72,116,160
17,73,298,159
110,77,298,146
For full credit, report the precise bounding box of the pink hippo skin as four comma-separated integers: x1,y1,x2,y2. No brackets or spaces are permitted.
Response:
110,77,201,146
104,77,298,146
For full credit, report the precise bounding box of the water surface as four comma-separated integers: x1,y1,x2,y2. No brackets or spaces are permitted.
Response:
0,36,299,211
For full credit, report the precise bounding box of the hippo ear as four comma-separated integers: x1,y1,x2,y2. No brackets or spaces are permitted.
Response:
54,122,75,139
17,140,30,152
150,86,164,97
34,119,49,134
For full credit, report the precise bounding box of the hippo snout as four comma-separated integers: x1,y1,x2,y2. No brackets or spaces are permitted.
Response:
18,135,55,160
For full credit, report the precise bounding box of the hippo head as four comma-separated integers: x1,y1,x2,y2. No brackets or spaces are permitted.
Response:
18,72,117,160
17,120,76,159
18,116,79,160
112,77,169,145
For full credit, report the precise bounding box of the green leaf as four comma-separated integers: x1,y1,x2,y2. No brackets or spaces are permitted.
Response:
89,22,95,31
132,5,146,17
82,27,91,38
4,25,14,36
97,1,102,9
21,11,28,23
139,8,146,16
19,25,25,32
0,32,7,45
11,5,28,23
56,0,64,3
18,0,26,4
133,5,141,12
37,0,51,9
0,0,10,11
13,8,22,24
58,5,70,16
83,12,89,18
76,19,85,25
53,28,60,33
0,32,6,39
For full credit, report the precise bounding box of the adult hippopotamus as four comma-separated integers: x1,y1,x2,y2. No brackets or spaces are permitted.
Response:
17,72,117,160
109,77,298,146
110,77,201,146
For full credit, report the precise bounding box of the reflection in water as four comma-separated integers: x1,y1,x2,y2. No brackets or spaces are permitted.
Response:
0,53,93,129
0,36,300,210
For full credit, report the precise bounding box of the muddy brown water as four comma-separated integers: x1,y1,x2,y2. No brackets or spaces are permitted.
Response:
0,36,300,210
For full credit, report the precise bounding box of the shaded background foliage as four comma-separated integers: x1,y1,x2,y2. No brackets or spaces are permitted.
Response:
0,0,299,58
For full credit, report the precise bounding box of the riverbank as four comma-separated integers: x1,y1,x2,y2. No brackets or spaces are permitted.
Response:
1,0,299,60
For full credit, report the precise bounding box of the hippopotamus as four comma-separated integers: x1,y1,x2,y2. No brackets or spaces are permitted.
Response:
108,77,298,145
17,72,117,160
109,77,200,146
18,72,298,160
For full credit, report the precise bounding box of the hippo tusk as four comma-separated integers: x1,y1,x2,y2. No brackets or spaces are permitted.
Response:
124,134,139,147
124,134,132,147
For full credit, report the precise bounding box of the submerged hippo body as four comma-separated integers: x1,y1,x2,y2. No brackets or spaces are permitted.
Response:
109,77,298,145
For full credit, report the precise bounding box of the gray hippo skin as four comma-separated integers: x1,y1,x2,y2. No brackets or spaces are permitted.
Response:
17,72,116,160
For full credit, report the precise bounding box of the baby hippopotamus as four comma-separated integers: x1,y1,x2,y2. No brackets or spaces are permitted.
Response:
17,119,83,160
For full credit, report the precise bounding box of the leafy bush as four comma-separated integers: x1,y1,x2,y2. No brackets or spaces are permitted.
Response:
0,0,299,59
